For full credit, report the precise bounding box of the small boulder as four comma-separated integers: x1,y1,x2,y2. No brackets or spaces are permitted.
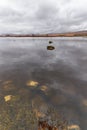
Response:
49,41,53,44
47,46,55,50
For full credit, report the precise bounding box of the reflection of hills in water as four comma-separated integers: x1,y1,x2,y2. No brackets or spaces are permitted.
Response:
0,37,87,130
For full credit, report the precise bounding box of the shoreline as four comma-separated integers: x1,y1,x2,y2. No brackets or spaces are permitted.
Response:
0,36,87,38
0,32,87,38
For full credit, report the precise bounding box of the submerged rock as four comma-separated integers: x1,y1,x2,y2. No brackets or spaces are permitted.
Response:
40,85,48,92
26,80,39,87
4,95,12,102
68,125,80,130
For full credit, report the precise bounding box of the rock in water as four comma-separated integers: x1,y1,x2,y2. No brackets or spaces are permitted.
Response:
49,41,53,44
47,46,55,50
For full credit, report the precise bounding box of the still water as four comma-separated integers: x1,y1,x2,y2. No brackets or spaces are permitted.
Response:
0,37,87,130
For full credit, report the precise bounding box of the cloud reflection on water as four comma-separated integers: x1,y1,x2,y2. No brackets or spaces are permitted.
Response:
0,37,87,129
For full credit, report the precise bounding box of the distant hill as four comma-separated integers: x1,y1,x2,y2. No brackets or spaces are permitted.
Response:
0,30,87,37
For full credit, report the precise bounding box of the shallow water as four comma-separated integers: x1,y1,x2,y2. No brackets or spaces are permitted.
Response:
0,37,87,130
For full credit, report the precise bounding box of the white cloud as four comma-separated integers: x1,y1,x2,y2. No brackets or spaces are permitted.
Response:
0,0,87,34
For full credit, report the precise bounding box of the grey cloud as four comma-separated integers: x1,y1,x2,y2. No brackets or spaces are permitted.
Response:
36,3,58,20
0,0,87,34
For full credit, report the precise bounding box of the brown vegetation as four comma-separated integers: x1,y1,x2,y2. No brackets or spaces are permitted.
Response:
38,120,58,130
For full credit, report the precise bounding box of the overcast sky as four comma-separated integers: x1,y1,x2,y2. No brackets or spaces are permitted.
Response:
0,0,87,34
